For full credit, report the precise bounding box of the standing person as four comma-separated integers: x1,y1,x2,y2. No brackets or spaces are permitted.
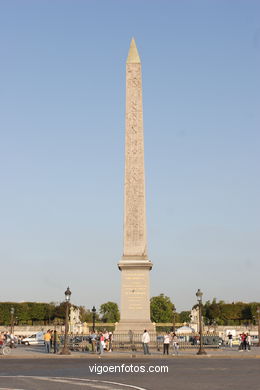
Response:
108,331,113,352
142,330,151,355
44,330,51,353
90,331,97,353
50,330,54,352
99,332,104,355
247,333,251,351
163,332,170,355
172,332,179,356
240,332,247,351
227,332,233,348
53,330,60,354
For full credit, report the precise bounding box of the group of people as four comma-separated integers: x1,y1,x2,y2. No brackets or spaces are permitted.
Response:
141,329,179,356
43,329,61,353
227,332,252,350
89,330,113,354
163,331,179,355
0,332,17,348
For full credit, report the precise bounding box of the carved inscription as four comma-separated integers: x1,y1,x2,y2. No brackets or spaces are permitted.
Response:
124,62,147,256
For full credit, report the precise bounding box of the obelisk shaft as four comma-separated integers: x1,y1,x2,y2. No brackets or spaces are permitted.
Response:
123,38,147,258
116,39,154,333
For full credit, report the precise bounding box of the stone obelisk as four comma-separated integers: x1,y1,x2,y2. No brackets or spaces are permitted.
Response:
116,38,154,334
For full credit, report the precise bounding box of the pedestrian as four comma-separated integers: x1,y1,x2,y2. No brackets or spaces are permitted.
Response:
163,332,170,355
44,330,51,353
90,331,97,353
247,333,251,351
50,330,54,351
172,332,179,355
239,332,247,351
142,329,151,355
108,331,113,352
227,332,233,348
53,330,60,354
98,332,104,355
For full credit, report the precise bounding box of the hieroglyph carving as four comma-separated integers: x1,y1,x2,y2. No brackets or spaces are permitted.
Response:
124,62,147,257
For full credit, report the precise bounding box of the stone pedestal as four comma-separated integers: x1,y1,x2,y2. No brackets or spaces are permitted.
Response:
115,258,155,334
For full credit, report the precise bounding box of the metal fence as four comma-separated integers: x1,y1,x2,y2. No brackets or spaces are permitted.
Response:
111,333,220,351
60,333,221,352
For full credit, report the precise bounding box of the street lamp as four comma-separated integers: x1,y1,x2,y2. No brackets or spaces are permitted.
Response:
172,308,176,332
10,307,15,335
92,306,96,332
196,289,207,355
257,307,260,347
60,287,71,355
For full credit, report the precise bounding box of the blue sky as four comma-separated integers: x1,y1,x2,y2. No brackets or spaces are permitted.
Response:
0,0,259,312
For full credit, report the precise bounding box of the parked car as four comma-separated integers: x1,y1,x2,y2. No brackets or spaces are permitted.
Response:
21,332,44,346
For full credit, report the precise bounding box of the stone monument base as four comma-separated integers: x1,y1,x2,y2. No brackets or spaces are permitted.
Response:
114,320,156,334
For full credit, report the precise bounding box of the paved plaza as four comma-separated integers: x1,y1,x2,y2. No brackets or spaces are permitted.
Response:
1,355,260,390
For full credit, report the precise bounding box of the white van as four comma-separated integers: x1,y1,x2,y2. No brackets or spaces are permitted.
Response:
21,331,45,346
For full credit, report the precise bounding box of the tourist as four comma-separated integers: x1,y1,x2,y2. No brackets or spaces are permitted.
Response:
108,331,113,352
142,329,151,355
98,332,104,355
227,332,233,348
239,332,247,351
44,330,51,353
247,333,251,351
163,332,170,355
90,331,97,353
172,332,179,356
53,330,60,354
50,330,54,351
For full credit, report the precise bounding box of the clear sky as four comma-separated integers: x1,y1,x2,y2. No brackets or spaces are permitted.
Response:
0,0,259,312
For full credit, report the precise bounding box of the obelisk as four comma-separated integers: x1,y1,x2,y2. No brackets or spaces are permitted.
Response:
116,38,155,334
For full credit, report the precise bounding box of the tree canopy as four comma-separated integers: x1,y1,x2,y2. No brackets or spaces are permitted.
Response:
99,301,120,323
150,294,175,323
203,299,260,325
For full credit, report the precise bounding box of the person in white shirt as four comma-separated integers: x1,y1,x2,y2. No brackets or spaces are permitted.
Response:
172,332,179,355
141,330,151,355
163,332,170,355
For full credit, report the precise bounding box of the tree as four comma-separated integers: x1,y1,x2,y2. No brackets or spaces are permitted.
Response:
179,311,191,323
150,294,175,323
79,306,95,323
100,302,120,323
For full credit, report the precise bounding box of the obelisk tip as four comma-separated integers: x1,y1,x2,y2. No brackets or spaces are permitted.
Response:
126,37,141,64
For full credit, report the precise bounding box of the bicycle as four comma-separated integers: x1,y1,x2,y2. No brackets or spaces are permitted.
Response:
0,342,11,355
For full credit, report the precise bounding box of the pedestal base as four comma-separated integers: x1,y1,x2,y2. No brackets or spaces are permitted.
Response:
114,320,156,334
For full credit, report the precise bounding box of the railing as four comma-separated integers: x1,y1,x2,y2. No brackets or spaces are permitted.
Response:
57,333,221,352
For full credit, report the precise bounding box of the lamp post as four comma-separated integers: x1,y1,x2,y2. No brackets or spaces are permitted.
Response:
60,287,71,355
92,306,96,332
10,307,15,334
196,289,207,355
257,307,260,347
172,308,176,332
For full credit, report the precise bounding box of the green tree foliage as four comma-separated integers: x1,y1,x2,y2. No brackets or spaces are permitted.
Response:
79,306,98,323
203,299,260,325
178,311,191,323
150,294,175,323
99,302,120,323
0,302,56,325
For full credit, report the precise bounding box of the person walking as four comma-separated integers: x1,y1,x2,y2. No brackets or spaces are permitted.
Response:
172,332,179,356
163,332,170,355
44,330,51,353
142,330,151,355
